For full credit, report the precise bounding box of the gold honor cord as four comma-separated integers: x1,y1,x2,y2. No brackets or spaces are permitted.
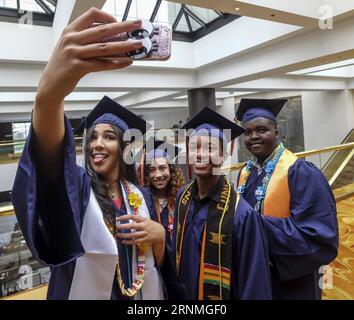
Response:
176,181,194,272
217,181,231,299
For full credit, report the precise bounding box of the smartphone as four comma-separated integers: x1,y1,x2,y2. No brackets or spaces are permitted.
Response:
100,20,172,61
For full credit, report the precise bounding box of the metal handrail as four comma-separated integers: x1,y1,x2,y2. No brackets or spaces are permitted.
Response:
0,137,83,147
0,128,179,147
0,205,15,216
321,128,354,173
222,142,354,173
328,148,354,186
295,142,354,158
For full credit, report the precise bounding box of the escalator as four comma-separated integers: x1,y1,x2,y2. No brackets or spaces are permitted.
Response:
321,129,354,300
322,128,354,191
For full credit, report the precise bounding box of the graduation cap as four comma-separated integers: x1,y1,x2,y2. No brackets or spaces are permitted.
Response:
236,98,287,124
147,138,181,162
75,95,150,137
181,106,245,142
135,137,182,185
180,107,245,179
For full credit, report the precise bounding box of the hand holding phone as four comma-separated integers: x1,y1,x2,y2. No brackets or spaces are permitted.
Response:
100,20,172,61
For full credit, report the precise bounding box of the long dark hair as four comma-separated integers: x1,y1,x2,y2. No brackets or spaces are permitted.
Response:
84,124,137,226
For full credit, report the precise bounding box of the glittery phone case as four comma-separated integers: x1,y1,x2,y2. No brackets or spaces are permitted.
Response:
101,23,172,61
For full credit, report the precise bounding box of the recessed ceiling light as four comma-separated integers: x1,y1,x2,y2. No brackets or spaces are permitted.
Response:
235,7,240,11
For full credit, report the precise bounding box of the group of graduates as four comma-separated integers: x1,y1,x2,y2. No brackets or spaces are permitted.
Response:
11,8,339,300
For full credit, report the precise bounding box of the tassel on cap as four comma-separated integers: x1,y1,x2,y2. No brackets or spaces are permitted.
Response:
185,137,192,180
140,147,145,186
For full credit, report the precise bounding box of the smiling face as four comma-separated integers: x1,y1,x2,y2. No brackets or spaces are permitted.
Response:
188,135,225,178
88,123,121,181
243,117,279,163
147,157,171,192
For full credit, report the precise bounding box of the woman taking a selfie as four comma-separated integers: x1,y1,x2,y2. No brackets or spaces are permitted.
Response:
12,8,167,300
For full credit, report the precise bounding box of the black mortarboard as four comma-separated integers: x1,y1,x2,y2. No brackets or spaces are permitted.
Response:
236,98,287,123
135,137,182,164
135,137,182,185
181,107,245,142
75,95,150,136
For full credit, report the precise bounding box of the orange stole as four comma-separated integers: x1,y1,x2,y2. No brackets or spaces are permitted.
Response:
238,149,298,218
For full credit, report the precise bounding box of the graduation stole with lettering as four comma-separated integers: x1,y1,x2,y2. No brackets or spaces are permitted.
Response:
175,176,238,300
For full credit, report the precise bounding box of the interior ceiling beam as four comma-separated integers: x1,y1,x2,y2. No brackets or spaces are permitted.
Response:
168,0,319,27
0,62,350,94
118,91,186,108
131,98,223,110
1,9,353,103
220,76,349,92
0,63,197,92
195,17,354,88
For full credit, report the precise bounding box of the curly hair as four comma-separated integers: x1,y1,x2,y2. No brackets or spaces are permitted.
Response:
84,124,137,228
144,162,185,212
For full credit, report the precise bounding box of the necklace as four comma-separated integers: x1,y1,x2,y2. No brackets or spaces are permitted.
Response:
111,192,120,200
237,143,285,212
107,182,121,200
158,198,167,206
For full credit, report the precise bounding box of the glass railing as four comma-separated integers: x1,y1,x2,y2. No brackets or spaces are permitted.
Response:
222,141,354,187
0,140,24,164
0,137,85,163
321,129,354,189
322,129,354,178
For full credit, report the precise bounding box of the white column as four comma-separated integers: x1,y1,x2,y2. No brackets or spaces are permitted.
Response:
217,97,239,184
53,0,107,42
301,90,351,168
344,89,354,131
52,0,76,42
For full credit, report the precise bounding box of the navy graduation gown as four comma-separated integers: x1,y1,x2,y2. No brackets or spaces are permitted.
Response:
239,158,339,299
143,187,171,234
171,177,272,300
143,187,188,300
11,117,162,300
158,205,170,233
